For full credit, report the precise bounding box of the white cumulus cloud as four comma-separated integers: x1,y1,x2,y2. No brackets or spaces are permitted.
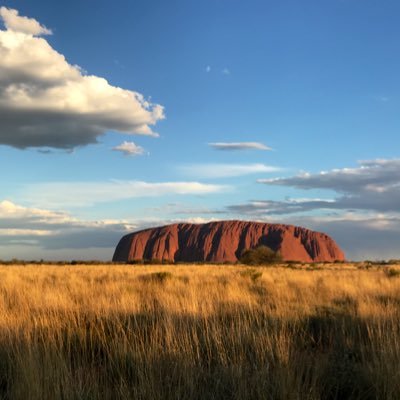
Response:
0,8,164,149
112,141,146,156
0,7,52,35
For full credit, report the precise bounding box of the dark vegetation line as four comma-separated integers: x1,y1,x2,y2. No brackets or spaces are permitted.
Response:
1,259,400,266
4,246,399,266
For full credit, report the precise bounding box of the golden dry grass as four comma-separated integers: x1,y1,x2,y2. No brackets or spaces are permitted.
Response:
0,263,399,399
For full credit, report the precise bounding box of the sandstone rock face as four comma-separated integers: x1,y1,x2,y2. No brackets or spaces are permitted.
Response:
112,220,345,263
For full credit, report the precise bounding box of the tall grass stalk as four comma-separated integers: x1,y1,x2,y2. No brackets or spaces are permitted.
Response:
0,264,398,399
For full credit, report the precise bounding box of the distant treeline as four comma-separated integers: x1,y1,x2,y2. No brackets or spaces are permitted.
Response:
0,259,114,265
1,258,400,266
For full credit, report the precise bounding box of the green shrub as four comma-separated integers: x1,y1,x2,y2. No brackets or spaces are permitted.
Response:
239,245,282,266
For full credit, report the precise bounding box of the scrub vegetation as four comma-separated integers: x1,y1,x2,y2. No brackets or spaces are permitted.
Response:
0,263,399,399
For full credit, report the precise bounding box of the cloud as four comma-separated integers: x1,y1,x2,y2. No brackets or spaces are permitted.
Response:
294,214,400,261
223,203,400,260
180,163,280,179
0,200,135,257
208,142,272,151
21,180,229,207
0,8,164,149
0,7,52,35
112,141,145,156
146,202,226,216
222,68,230,75
258,159,400,193
205,65,211,73
2,199,400,261
224,158,400,259
0,200,219,259
256,159,400,213
227,199,327,216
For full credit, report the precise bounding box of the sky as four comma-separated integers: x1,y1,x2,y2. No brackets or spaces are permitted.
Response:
0,0,399,261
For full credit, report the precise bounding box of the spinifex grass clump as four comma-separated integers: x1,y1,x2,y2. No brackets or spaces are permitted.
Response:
138,271,173,283
384,267,400,278
239,268,263,282
0,264,399,399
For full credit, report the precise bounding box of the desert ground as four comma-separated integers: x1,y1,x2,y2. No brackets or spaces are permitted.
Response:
0,262,399,399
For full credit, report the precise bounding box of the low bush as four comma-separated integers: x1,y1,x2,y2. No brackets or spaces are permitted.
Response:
239,245,282,266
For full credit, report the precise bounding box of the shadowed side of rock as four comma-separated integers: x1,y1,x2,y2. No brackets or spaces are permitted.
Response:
112,220,345,263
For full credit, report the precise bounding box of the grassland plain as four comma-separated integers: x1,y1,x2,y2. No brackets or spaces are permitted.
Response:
0,263,399,399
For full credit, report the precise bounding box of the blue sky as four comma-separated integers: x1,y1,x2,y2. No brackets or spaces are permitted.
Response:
0,0,399,260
